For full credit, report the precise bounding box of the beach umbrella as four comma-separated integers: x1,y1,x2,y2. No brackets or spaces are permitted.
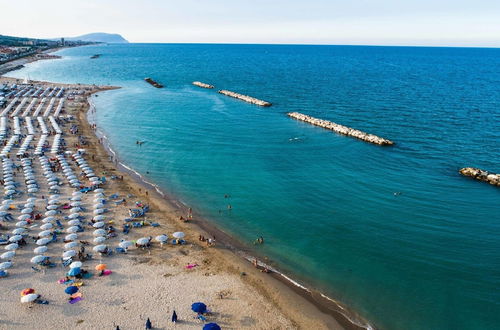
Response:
17,214,31,221
67,267,81,277
65,234,78,241
21,293,39,303
15,221,28,227
70,196,81,201
92,222,105,228
171,310,178,323
21,208,33,214
173,232,185,239
0,261,13,270
68,220,81,226
69,261,82,269
40,223,53,230
48,195,59,200
70,202,82,207
45,210,57,216
93,229,106,236
9,235,22,242
31,255,47,264
93,209,104,215
66,226,80,233
33,246,48,254
68,213,80,219
21,288,35,296
93,245,107,252
65,242,79,249
93,236,106,244
26,197,37,203
155,235,168,243
65,286,79,295
72,191,82,196
5,190,16,196
24,202,35,208
41,218,54,224
38,230,52,237
0,251,15,259
46,205,58,210
94,215,105,221
119,241,133,249
36,238,51,245
191,302,207,314
94,188,104,193
48,199,59,205
70,207,82,213
93,198,105,204
62,250,76,258
1,200,12,205
12,228,26,235
5,243,18,251
0,205,9,211
95,264,107,271
203,323,221,330
136,237,150,246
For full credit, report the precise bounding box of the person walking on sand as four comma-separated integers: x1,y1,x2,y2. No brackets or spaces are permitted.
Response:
145,317,152,329
171,310,178,324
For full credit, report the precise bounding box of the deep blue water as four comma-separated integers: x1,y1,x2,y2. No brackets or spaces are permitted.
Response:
7,44,500,330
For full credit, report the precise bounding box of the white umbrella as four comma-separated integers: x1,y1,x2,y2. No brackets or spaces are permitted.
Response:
15,221,28,227
40,223,53,230
155,234,168,243
93,215,105,221
31,255,47,264
33,246,48,254
48,195,59,200
69,261,82,268
0,251,15,259
0,261,13,270
62,250,76,258
12,228,26,235
28,188,38,193
41,217,54,224
21,208,32,214
68,220,81,226
5,190,16,196
93,236,106,244
70,196,81,201
136,237,150,246
65,242,79,249
93,229,106,236
172,232,185,239
45,210,56,216
17,214,31,221
93,198,105,204
21,293,39,303
119,241,133,249
1,200,12,205
92,222,105,228
38,230,52,237
70,202,82,207
93,245,107,252
70,207,82,213
93,208,104,215
36,238,50,245
26,197,37,203
68,213,79,219
24,202,35,208
8,235,22,242
65,234,78,241
94,188,104,193
66,226,79,233
0,205,9,211
5,243,18,251
48,199,59,205
72,191,82,196
46,205,58,210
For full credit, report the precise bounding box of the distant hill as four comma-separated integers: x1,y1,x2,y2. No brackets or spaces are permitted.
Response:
65,33,129,44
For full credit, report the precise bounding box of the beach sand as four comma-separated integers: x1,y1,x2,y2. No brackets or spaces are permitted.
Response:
0,76,350,329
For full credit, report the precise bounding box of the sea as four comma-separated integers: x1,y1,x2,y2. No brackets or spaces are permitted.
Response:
6,43,500,330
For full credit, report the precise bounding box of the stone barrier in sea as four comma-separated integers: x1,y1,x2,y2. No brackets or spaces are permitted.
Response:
459,167,500,186
287,112,394,146
192,81,214,89
218,90,272,107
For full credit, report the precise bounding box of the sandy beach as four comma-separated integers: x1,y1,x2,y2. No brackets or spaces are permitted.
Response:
0,74,356,329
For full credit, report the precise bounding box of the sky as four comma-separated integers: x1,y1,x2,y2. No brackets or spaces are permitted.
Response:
0,0,499,46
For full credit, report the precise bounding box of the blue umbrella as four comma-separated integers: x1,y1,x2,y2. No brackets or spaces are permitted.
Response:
65,286,79,295
0,270,7,277
203,323,221,330
191,302,207,314
67,267,81,276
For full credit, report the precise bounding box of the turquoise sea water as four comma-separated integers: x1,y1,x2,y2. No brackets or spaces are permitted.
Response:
7,44,500,330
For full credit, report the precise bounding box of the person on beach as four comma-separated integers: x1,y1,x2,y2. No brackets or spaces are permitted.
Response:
171,310,178,324
188,207,193,219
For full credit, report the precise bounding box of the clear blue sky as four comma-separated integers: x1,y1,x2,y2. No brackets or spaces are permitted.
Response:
0,0,499,46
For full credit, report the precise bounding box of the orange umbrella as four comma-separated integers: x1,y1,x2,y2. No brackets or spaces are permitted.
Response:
21,288,35,296
95,264,107,271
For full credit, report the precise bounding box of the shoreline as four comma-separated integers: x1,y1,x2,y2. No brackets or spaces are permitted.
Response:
86,97,372,329
1,65,374,328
